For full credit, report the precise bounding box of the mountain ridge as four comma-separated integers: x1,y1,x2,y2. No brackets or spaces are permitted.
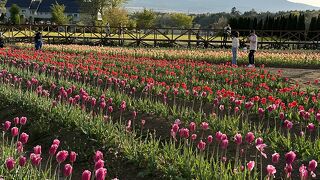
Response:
124,0,320,13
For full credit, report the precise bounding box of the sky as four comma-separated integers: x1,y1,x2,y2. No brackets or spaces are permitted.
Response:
288,0,320,7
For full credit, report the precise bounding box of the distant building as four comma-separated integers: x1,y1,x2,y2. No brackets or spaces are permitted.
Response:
5,0,81,24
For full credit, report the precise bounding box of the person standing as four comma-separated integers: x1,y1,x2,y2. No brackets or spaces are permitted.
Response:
105,23,110,37
247,30,257,67
231,31,240,65
223,24,231,47
0,33,5,48
34,31,43,50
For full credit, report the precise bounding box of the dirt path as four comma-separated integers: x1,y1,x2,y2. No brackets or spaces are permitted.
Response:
267,67,320,87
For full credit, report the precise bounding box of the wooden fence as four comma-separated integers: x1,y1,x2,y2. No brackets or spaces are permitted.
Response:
0,24,319,49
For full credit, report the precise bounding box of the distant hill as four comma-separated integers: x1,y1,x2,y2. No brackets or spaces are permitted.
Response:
125,0,320,13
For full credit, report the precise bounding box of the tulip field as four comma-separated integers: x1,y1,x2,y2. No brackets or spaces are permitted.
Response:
0,45,320,180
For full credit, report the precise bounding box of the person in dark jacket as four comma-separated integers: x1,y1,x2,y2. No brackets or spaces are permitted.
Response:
34,31,43,50
0,33,4,48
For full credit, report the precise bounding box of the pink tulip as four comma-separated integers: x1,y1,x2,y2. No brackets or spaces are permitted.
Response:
247,161,255,171
220,139,229,150
200,122,209,130
11,127,19,137
256,144,267,158
285,151,296,164
272,153,280,164
6,157,15,171
20,117,27,125
197,140,206,151
19,132,29,144
56,150,69,163
94,150,104,162
284,163,293,178
132,111,137,119
308,160,317,172
189,122,196,132
108,106,113,113
4,121,11,131
283,120,293,130
95,159,105,170
63,164,73,177
307,123,315,132
207,135,213,144
179,128,190,139
266,165,276,177
245,132,255,144
316,113,320,122
299,164,308,180
279,112,285,120
141,119,146,126
19,156,27,167
191,134,197,141
16,141,23,153
82,170,92,180
255,137,263,145
234,133,242,145
70,151,77,163
95,167,107,180
53,139,60,146
49,144,58,156
30,153,42,166
33,145,42,154
13,117,19,125
171,124,179,133
215,131,222,142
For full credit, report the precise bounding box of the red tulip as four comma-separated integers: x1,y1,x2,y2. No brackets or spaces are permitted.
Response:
247,161,255,171
308,160,317,172
33,145,42,154
30,153,42,166
56,150,69,163
200,122,209,130
272,153,280,164
82,170,91,180
13,117,20,125
95,159,104,170
266,165,276,177
19,156,27,167
63,164,73,177
189,122,196,132
11,127,19,137
20,117,27,125
70,151,77,163
94,150,104,162
285,151,296,164
207,135,213,144
245,132,255,144
19,132,29,144
95,167,107,180
234,133,242,145
4,121,11,131
49,144,58,156
197,140,206,151
6,157,15,171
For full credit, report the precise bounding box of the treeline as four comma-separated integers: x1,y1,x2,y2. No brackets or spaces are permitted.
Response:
229,13,320,31
192,8,320,31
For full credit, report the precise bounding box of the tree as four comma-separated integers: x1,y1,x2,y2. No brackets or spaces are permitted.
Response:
51,3,70,25
79,0,127,24
135,9,156,29
231,7,240,16
170,13,193,28
9,4,20,25
297,14,305,30
104,7,129,27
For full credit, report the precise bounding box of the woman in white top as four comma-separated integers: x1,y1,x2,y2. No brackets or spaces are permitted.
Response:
231,31,240,65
